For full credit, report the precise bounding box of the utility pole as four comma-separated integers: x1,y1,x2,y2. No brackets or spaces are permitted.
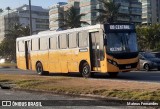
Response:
29,0,32,35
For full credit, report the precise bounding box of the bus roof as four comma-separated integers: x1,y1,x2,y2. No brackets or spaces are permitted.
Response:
16,24,103,41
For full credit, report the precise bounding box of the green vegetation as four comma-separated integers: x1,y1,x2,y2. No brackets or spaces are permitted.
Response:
95,0,121,23
136,24,160,51
56,6,89,29
0,74,160,100
0,24,30,61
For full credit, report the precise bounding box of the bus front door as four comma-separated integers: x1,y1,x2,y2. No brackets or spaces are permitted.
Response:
89,32,101,71
25,41,31,69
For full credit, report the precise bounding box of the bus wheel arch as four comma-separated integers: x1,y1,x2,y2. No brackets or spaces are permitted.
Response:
79,60,92,78
36,61,45,75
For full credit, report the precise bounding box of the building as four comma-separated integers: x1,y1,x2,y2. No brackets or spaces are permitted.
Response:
141,0,160,25
0,4,49,42
80,0,142,25
49,2,67,31
115,0,142,24
49,1,80,30
49,0,142,30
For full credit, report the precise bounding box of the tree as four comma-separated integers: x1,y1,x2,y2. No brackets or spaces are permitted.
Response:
56,6,89,29
95,0,121,23
6,6,11,13
136,24,160,51
0,24,30,61
0,8,3,13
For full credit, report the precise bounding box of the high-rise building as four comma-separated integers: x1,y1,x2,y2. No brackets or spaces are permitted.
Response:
0,4,49,42
49,2,67,31
141,0,160,25
49,1,80,30
115,0,142,24
49,0,142,30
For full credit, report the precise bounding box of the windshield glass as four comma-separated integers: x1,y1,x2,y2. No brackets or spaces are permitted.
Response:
141,52,155,58
106,33,138,53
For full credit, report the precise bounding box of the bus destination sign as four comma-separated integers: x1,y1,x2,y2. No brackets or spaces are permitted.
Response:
105,24,135,32
109,25,131,30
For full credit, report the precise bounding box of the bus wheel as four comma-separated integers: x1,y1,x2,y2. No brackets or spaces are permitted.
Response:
80,62,91,78
36,62,44,75
108,72,119,78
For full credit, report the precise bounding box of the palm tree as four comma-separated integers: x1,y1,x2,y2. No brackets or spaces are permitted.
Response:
0,8,3,13
95,0,121,23
56,6,89,29
6,6,11,13
6,7,11,29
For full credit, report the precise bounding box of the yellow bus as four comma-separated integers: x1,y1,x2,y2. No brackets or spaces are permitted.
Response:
16,23,139,78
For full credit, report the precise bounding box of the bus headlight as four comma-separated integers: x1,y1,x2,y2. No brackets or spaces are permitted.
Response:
107,59,118,67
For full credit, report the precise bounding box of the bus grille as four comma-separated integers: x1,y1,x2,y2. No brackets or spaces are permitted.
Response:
118,62,138,70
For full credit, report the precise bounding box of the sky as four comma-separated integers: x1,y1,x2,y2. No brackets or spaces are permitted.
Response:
0,0,67,9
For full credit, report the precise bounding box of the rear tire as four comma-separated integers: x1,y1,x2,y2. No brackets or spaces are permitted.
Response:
144,64,150,71
36,62,45,75
80,62,91,78
108,72,119,78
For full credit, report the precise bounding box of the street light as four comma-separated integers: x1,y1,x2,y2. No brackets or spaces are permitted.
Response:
29,0,32,35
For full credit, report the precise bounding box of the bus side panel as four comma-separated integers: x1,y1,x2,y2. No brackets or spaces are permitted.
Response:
16,41,27,70
17,52,26,70
60,50,69,73
78,47,91,71
48,50,61,73
30,51,38,71
67,49,79,72
37,51,49,71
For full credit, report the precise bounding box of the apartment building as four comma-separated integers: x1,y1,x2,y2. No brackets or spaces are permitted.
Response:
141,0,160,25
49,2,67,31
0,4,49,42
49,1,80,30
80,0,142,25
49,0,142,29
115,0,142,24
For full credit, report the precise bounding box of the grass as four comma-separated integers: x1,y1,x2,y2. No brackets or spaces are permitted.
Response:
0,63,17,67
0,73,160,100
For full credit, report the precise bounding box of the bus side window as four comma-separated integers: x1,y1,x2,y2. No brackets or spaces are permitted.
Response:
32,38,39,51
78,31,88,47
59,34,67,49
40,37,48,50
49,36,57,49
69,32,77,48
18,41,25,52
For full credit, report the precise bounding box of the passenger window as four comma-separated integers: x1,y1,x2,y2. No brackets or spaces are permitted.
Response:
49,36,57,49
18,41,25,52
40,37,48,50
32,38,39,51
78,31,88,47
69,33,77,48
59,34,67,49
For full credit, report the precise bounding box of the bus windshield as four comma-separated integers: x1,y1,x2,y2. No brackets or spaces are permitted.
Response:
106,32,138,53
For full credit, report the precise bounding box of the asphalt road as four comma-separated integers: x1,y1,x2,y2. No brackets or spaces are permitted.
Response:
0,68,160,83
0,89,155,109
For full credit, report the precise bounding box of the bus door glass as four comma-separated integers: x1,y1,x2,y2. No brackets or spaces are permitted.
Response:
25,40,31,69
89,32,101,71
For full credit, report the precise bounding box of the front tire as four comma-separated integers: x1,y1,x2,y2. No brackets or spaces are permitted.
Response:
36,62,45,75
144,64,150,71
80,62,91,78
108,72,119,78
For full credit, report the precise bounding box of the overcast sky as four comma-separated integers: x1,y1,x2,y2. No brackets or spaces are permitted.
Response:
0,0,67,9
